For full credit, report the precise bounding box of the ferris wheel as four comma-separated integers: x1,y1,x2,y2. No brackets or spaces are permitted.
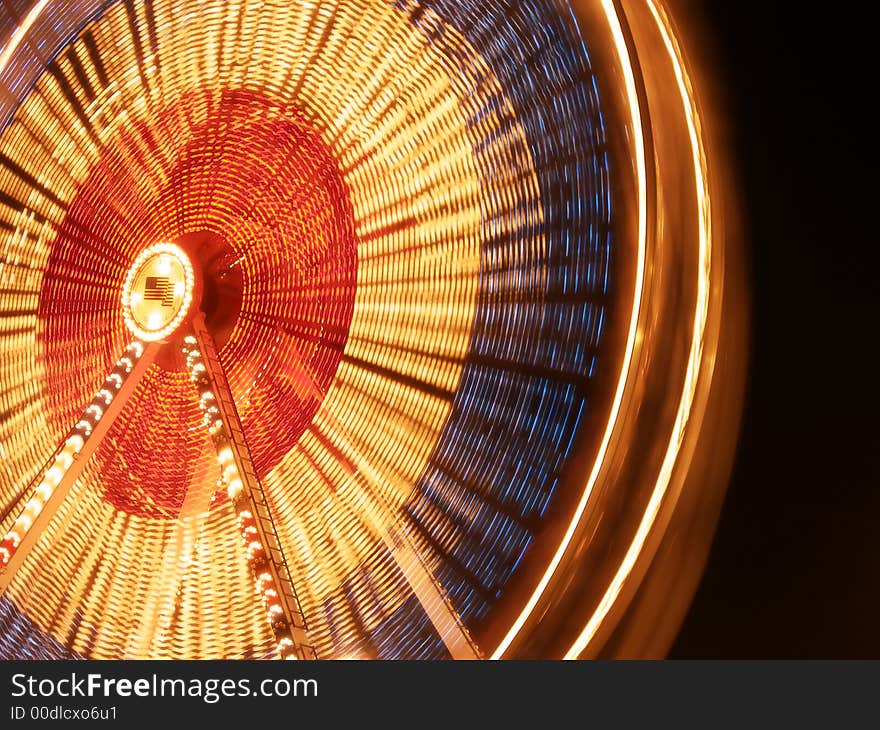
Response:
0,0,744,659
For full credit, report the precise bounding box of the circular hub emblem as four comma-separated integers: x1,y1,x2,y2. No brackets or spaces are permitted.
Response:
121,243,195,342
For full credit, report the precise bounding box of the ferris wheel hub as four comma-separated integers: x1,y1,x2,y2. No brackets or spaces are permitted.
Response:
121,243,196,342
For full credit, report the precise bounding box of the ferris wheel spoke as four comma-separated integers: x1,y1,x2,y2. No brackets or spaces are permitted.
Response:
312,411,482,660
243,328,482,658
182,312,317,660
0,340,159,595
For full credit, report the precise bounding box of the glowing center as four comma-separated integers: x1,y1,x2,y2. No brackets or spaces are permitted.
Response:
121,243,194,342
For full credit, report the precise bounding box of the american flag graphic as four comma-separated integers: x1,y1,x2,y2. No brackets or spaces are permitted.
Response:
143,276,174,307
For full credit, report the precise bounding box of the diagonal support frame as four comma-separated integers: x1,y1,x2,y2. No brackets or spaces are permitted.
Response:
186,312,316,660
0,340,159,595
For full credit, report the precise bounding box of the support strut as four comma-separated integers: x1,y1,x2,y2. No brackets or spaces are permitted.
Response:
183,312,316,660
0,340,159,595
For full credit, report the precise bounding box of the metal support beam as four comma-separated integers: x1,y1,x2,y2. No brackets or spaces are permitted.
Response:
185,313,316,660
316,415,482,659
0,340,159,595
268,354,482,659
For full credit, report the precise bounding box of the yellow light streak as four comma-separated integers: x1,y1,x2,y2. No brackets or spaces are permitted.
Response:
490,0,649,659
0,0,52,76
563,0,713,658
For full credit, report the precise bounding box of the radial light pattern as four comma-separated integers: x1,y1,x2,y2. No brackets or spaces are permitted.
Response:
0,0,611,659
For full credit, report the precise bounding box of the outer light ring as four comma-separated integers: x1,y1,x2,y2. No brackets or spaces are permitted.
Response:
121,243,195,342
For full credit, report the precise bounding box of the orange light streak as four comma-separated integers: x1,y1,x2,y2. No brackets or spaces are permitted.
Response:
491,0,649,659
563,0,713,658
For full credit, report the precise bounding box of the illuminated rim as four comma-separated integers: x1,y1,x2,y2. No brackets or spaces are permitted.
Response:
492,0,714,659
120,243,195,342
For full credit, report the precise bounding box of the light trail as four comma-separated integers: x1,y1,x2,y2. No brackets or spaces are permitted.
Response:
564,0,713,658
0,0,51,76
491,0,649,659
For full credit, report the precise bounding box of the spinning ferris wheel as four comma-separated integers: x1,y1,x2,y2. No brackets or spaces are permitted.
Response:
0,0,744,659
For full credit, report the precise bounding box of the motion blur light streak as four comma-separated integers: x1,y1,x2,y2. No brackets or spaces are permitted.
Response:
0,0,51,75
564,0,712,659
0,0,744,659
491,0,649,660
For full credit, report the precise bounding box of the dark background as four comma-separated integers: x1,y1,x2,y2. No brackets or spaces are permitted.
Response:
670,3,878,657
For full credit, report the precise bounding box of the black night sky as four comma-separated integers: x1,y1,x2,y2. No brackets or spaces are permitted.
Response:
670,2,878,657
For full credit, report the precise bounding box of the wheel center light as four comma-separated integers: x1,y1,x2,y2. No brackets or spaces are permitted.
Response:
121,243,195,342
